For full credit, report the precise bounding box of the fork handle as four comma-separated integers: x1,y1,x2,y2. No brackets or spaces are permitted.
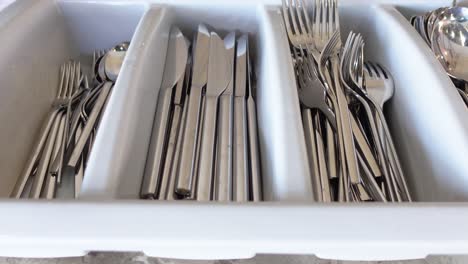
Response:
332,58,360,185
29,111,64,198
302,108,321,202
67,82,112,169
10,108,61,198
350,114,382,178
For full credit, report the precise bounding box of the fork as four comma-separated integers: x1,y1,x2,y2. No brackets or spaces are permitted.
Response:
282,0,336,127
49,62,83,183
9,64,71,197
28,61,80,198
364,62,412,201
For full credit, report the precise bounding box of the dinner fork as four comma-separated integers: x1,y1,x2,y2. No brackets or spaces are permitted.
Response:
364,62,412,201
282,0,336,127
29,61,80,198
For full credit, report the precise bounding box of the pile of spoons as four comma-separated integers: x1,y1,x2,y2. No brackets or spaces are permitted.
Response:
411,6,468,105
10,42,129,199
140,25,262,202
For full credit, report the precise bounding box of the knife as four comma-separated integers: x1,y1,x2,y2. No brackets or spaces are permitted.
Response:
231,34,250,202
196,32,234,201
214,32,236,201
140,27,188,198
246,45,262,202
158,49,190,200
175,24,210,196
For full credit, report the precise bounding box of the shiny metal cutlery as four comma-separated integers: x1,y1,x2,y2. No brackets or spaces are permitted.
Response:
231,34,250,202
215,32,236,201
176,24,211,196
196,32,235,201
141,27,188,198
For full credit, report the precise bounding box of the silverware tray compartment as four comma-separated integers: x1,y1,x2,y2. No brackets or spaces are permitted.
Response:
83,4,315,200
0,0,147,197
346,2,468,201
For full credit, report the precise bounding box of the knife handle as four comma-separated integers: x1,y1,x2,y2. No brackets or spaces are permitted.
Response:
140,87,173,198
167,102,188,200
246,97,262,201
159,104,183,200
231,96,249,202
233,97,249,202
176,88,203,195
314,113,331,202
196,96,219,201
215,95,234,201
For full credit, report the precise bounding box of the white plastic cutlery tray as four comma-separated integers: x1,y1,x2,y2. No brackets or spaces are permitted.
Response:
1,0,468,260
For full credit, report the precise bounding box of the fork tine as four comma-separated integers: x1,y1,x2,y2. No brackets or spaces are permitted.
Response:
62,63,71,98
342,32,354,80
299,0,313,39
369,61,380,78
295,0,308,39
288,0,300,40
364,62,372,77
327,0,333,39
68,61,76,98
366,62,377,78
313,0,320,38
375,63,388,79
84,75,89,90
320,0,326,40
333,0,339,32
282,0,295,42
322,29,340,57
325,0,330,38
57,64,66,98
74,61,81,94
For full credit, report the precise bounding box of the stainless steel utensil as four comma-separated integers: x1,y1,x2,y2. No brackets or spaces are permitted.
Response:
231,34,249,202
176,24,211,196
431,7,468,82
215,32,236,201
246,44,262,202
141,27,188,198
196,32,235,201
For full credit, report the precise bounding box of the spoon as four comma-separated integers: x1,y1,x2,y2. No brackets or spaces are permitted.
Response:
431,7,468,82
95,42,130,82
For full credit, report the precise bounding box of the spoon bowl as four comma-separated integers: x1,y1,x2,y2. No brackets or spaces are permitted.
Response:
104,42,130,82
431,6,468,81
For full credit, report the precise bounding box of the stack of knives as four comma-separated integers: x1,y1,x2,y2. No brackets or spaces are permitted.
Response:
140,24,262,202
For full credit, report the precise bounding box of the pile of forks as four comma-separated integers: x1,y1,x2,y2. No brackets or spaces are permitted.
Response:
282,0,412,202
10,46,127,199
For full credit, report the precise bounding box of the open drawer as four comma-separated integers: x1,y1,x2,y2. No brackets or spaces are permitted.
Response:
0,0,467,261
